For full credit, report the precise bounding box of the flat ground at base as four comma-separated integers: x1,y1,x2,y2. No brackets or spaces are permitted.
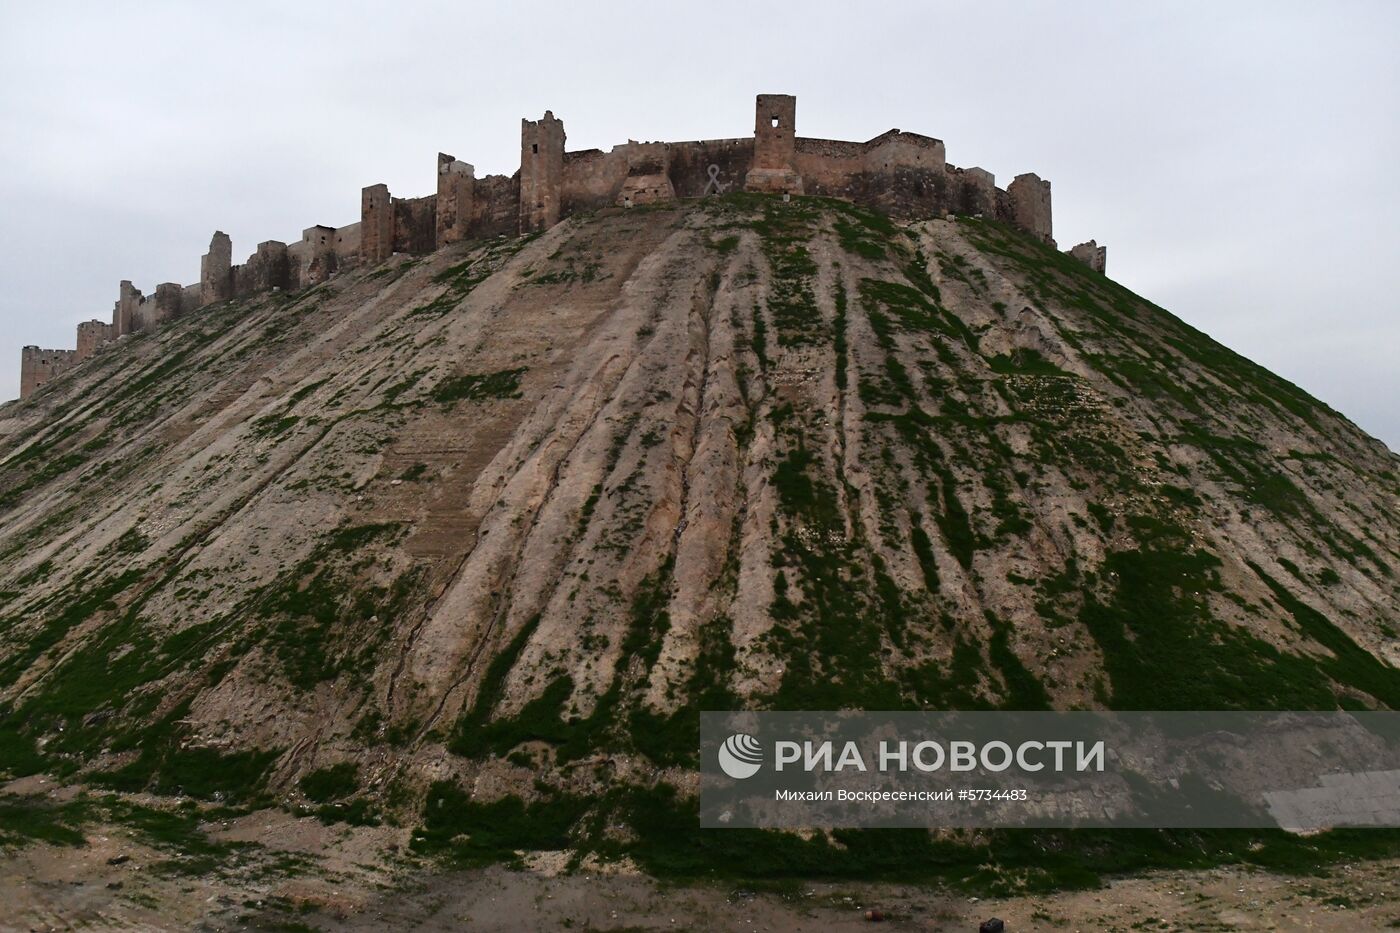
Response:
3,812,1399,932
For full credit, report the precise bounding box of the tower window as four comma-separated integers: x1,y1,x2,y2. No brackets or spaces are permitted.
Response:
770,116,780,127
532,143,539,154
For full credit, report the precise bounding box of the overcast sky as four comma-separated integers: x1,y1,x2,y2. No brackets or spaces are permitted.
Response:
1,1,1396,449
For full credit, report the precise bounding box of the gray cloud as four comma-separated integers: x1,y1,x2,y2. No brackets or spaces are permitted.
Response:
2,0,1396,448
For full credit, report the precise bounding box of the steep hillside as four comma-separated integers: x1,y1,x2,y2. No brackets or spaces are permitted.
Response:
2,195,1399,872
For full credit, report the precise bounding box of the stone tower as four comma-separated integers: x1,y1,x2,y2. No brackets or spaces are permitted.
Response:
436,152,476,247
1008,173,1053,244
200,231,233,306
19,346,76,399
75,320,112,361
520,111,565,234
113,280,141,337
361,184,395,264
746,94,803,194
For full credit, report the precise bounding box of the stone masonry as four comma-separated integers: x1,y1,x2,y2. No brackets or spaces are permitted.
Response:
19,347,77,398
17,93,1103,399
520,111,566,233
1069,239,1108,274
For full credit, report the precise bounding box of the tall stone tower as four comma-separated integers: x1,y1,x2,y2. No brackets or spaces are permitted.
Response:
436,152,476,247
746,94,804,194
200,231,233,306
361,184,395,264
520,111,565,234
113,280,141,337
1008,173,1053,244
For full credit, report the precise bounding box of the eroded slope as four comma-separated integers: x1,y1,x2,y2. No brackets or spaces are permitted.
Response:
1,197,1398,868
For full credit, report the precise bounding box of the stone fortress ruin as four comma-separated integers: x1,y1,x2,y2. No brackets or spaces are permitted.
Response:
17,94,1106,398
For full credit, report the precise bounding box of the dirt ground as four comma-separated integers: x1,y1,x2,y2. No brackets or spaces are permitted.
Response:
2,788,1399,933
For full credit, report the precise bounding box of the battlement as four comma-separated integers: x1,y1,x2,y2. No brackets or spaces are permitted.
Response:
17,93,1104,400
19,346,78,399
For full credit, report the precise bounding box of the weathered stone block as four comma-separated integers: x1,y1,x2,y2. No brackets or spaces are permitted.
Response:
1069,239,1107,273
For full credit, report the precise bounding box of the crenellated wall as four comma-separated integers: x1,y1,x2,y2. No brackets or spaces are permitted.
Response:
19,347,77,399
19,92,1101,400
75,320,112,361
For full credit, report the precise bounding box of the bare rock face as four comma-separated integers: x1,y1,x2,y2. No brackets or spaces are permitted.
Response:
1,197,1398,864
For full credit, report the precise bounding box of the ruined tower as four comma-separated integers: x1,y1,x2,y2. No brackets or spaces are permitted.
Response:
200,231,233,306
1008,173,1053,244
746,94,803,194
1070,240,1108,273
298,226,338,287
151,283,184,328
240,241,291,294
361,184,394,264
113,281,141,337
519,111,565,234
75,320,112,362
436,153,476,247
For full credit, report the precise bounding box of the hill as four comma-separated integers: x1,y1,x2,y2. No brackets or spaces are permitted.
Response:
1,195,1399,879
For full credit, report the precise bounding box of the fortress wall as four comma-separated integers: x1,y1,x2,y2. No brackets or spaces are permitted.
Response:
20,346,77,398
286,238,313,289
794,137,869,189
559,138,755,211
289,225,338,288
128,282,185,332
834,166,951,218
155,283,184,325
946,165,998,216
665,138,752,198
795,132,947,209
128,296,151,333
17,94,1080,401
560,148,625,213
333,222,361,264
359,185,435,262
862,132,946,173
392,195,437,255
75,320,112,362
233,241,290,297
470,174,521,239
612,141,673,207
180,283,202,314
